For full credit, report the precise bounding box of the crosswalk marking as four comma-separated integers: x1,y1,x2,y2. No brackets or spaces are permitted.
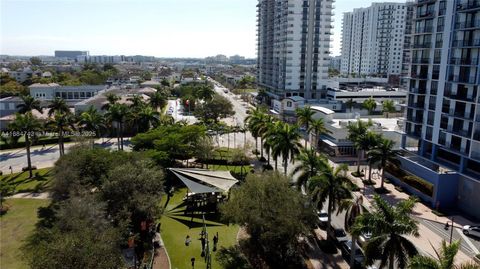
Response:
457,228,480,255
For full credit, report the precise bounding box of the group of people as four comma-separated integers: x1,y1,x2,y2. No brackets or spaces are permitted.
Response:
185,231,220,268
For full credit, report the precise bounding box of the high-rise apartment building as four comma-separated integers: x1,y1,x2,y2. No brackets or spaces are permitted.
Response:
341,2,408,77
256,0,334,101
404,0,480,217
54,50,89,59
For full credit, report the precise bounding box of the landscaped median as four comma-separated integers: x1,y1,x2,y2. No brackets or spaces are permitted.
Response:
159,188,239,269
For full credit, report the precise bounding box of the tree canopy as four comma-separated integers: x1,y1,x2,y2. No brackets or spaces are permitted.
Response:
221,172,315,267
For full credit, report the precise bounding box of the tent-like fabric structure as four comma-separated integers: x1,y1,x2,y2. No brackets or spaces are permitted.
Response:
168,168,239,194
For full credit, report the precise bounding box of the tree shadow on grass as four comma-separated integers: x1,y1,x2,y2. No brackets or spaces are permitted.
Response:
164,215,225,229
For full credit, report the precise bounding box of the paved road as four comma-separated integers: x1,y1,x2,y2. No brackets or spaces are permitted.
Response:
0,138,130,174
416,217,480,256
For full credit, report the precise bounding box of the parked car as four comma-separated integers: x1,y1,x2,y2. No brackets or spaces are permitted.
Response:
327,225,349,246
316,210,329,227
341,240,365,269
462,225,480,237
358,232,372,247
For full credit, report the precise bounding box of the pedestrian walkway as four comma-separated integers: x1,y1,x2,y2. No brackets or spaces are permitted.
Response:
348,170,476,263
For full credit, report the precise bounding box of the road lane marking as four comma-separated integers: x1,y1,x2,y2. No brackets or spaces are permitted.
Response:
421,220,474,254
457,228,480,255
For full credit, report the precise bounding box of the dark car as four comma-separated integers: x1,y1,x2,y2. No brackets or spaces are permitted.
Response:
341,240,365,269
327,225,349,246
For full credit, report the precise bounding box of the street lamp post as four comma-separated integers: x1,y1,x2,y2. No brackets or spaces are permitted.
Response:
444,217,455,244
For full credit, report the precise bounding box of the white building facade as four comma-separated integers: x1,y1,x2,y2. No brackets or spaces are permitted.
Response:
403,0,480,218
341,2,408,77
256,0,335,101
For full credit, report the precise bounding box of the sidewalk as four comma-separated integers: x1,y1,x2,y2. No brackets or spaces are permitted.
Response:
348,171,475,263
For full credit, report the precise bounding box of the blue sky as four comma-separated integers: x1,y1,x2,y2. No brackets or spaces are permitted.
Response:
1,0,404,57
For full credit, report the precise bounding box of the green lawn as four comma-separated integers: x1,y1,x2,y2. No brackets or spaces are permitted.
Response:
0,198,50,269
160,188,239,269
210,164,251,174
0,168,54,193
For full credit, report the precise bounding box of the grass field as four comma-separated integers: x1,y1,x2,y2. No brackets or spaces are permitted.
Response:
0,168,54,193
0,198,50,269
160,188,239,269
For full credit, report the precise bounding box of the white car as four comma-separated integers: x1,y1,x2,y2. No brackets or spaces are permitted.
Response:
316,210,329,226
462,225,480,237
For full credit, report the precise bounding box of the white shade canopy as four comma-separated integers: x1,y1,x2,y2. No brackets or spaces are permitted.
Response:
169,168,239,194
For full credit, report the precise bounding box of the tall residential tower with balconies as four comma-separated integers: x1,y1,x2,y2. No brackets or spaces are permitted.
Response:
404,0,480,217
256,0,334,101
341,2,408,78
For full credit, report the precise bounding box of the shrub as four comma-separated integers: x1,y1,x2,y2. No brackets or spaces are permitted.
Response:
432,210,445,217
0,171,2,176
362,180,375,186
351,171,364,177
402,175,433,197
385,164,433,197
262,164,273,171
374,187,390,194
258,156,267,162
22,166,37,172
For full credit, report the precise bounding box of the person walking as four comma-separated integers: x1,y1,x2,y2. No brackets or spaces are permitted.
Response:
213,234,218,251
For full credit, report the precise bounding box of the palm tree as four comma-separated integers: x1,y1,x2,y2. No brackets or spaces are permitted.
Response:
245,107,267,156
258,114,276,160
308,118,331,151
9,113,41,178
128,94,145,110
356,131,382,179
46,112,76,156
292,148,323,191
352,195,419,269
346,98,356,113
382,100,396,119
47,97,69,117
149,91,167,111
101,92,120,110
340,196,365,269
308,160,353,228
195,84,215,101
79,106,105,146
368,138,401,189
363,97,377,115
268,121,302,175
409,240,480,269
17,95,42,114
137,105,160,132
347,119,373,173
296,106,315,148
105,103,130,150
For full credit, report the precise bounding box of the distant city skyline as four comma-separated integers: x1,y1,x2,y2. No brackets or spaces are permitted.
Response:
1,0,405,58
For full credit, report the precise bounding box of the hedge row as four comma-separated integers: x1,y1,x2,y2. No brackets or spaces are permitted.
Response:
386,164,433,197
1,137,72,150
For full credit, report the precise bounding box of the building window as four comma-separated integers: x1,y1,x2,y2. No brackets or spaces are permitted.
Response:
287,101,292,107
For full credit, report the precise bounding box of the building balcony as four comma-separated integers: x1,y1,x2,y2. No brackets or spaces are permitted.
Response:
456,0,480,12
447,127,472,138
412,58,430,64
412,42,432,48
473,131,480,141
410,88,427,94
411,73,429,79
452,39,480,47
455,20,480,29
406,129,422,138
414,26,434,34
449,75,477,84
444,91,477,102
415,11,435,19
450,57,480,65
407,115,424,124
408,101,426,109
